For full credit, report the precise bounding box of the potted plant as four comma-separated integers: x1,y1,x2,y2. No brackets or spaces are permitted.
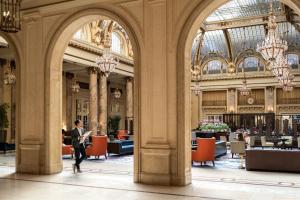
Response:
0,103,9,146
107,115,121,138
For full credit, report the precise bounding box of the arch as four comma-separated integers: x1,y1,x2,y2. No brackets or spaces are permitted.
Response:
176,0,300,182
0,32,22,172
44,7,142,182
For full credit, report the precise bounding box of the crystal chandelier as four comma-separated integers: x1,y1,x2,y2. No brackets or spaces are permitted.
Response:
113,88,122,99
3,60,16,85
191,82,201,96
282,84,294,92
239,74,251,96
96,47,119,77
257,0,288,66
270,56,290,78
0,0,21,32
4,69,16,85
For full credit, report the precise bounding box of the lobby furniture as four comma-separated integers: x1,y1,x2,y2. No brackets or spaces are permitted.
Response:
215,141,227,157
278,136,293,149
220,135,227,142
116,130,128,140
230,141,246,158
260,136,274,148
246,149,300,173
228,132,236,142
107,139,133,155
249,136,255,148
86,136,108,159
298,137,300,149
192,138,216,166
62,145,74,158
192,140,226,158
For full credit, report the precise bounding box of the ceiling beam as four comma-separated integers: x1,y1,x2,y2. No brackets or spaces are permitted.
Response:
223,29,233,62
204,13,287,31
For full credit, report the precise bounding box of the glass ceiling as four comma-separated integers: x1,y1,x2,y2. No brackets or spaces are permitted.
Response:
206,0,282,23
191,0,300,64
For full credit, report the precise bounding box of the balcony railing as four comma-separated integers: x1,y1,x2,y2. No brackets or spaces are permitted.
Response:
202,100,226,106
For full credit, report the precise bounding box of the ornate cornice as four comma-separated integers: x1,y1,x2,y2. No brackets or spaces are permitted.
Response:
68,39,134,66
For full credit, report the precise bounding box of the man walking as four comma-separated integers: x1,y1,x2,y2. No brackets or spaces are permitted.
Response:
71,119,86,173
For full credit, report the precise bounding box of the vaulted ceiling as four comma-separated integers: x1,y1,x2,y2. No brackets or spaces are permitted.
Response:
192,0,300,66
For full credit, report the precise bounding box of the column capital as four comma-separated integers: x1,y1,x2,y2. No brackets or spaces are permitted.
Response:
87,66,98,74
126,76,133,82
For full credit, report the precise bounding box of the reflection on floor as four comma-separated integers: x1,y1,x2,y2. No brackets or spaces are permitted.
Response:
1,152,300,200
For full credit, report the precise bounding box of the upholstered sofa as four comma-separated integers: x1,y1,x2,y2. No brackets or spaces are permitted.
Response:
246,149,300,173
107,139,133,155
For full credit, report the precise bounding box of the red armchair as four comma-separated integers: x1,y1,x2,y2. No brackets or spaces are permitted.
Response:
86,136,108,159
116,130,128,140
192,138,216,166
62,145,74,158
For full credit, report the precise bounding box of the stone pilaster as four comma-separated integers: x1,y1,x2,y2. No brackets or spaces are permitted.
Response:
88,67,98,135
125,77,133,134
65,73,74,131
98,72,107,135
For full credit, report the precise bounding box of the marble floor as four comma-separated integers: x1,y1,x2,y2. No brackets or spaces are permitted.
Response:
1,152,300,200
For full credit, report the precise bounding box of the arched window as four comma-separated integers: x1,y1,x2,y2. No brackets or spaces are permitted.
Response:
111,32,122,54
238,57,264,72
287,54,299,69
203,60,225,75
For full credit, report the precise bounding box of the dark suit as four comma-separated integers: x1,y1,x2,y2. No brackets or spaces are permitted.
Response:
71,127,86,169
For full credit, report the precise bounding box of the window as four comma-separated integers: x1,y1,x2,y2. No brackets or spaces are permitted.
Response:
207,60,222,74
74,29,83,40
111,32,122,54
287,54,299,69
238,57,262,72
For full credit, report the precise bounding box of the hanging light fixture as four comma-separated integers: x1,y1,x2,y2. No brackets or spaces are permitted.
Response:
113,88,122,99
270,55,291,78
0,0,21,33
239,77,251,96
191,82,201,96
95,30,119,77
3,60,16,85
96,47,119,77
71,75,80,93
257,0,288,67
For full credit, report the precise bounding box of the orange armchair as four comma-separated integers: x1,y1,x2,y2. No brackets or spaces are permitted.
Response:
116,130,128,140
62,145,74,158
86,136,108,159
192,138,216,166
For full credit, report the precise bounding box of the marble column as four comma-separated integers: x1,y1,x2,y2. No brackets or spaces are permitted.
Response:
98,72,107,135
65,73,74,131
126,77,133,134
88,67,98,135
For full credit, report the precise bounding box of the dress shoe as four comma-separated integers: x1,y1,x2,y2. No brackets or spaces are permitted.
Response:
77,169,82,173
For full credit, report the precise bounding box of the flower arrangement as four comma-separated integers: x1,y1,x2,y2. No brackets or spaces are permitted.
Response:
198,122,229,132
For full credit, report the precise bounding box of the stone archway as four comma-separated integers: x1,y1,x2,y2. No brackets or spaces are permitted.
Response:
43,8,142,181
176,0,300,181
0,32,21,171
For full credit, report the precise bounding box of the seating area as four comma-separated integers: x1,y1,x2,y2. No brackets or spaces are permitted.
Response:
191,128,300,172
62,133,133,160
